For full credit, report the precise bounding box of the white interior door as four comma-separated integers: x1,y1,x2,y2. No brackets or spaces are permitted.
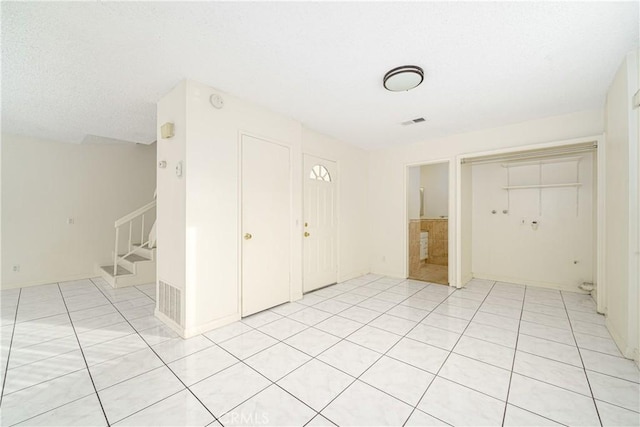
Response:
241,135,290,316
303,154,338,292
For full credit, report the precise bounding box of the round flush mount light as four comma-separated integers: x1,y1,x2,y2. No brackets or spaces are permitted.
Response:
383,65,424,91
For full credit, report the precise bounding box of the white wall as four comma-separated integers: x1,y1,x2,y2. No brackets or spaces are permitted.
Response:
421,163,449,218
187,80,302,336
156,81,187,297
604,50,639,361
156,79,370,337
1,133,156,288
407,167,421,220
471,154,594,290
368,109,604,279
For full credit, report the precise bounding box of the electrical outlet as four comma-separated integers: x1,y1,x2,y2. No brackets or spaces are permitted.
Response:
382,256,386,262
12,265,20,272
67,218,75,225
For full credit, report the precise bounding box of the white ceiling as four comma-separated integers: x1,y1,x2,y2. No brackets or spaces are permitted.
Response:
2,2,638,150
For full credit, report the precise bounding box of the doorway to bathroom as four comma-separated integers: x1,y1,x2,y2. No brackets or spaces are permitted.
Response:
407,161,450,285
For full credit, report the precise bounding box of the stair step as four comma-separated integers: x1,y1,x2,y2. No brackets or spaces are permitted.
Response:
133,243,155,250
101,265,133,277
131,243,155,259
118,254,151,263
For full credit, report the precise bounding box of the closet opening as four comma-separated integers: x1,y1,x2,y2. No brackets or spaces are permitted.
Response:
457,141,600,298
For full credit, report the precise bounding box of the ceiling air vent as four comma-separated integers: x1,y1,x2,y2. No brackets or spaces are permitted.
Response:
401,117,426,126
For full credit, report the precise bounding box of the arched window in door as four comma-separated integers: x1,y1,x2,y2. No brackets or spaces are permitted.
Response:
309,164,332,182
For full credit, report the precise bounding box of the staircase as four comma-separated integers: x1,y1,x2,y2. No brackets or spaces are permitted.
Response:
100,200,157,288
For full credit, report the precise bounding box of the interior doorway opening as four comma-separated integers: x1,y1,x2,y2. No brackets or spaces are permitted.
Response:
407,161,450,285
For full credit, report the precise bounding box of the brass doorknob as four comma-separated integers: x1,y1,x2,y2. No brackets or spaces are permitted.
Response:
304,232,310,237
244,233,252,240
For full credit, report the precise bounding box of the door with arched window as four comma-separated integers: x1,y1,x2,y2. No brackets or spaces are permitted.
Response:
303,154,338,292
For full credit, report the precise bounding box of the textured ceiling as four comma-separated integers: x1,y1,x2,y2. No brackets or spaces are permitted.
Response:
2,2,638,149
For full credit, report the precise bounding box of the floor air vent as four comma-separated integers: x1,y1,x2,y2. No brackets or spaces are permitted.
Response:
158,280,183,327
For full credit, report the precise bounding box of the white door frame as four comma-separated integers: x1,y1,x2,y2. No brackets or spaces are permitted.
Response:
403,159,454,285
453,134,606,305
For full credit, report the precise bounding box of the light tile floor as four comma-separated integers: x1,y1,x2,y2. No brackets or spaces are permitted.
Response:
1,275,639,426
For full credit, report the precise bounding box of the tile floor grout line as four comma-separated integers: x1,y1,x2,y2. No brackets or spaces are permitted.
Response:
500,284,527,425
5,389,109,427
2,363,90,399
590,397,640,415
0,288,21,408
513,347,584,369
580,368,640,386
89,278,221,426
312,280,632,421
519,317,579,333
207,280,416,425
202,335,320,425
311,282,465,425
8,309,76,327
16,279,356,422
90,352,169,391
507,371,607,401
0,341,78,373
4,276,629,426
564,343,626,358
108,388,193,425
560,290,604,427
517,330,583,347
55,282,111,426
303,414,337,427
401,280,499,426
111,386,213,426
405,281,508,424
506,403,572,427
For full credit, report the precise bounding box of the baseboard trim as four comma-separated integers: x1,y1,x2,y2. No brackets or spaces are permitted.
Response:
605,317,635,360
183,312,241,338
154,308,185,337
155,308,241,339
461,273,473,286
471,273,590,294
369,269,405,279
338,269,370,283
1,273,96,290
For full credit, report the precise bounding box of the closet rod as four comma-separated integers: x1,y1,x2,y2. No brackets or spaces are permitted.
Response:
460,144,596,165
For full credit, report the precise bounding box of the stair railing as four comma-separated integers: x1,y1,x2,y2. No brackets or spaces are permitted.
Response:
113,200,156,276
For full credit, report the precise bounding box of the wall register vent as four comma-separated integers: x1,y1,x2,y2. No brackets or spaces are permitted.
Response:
158,280,184,327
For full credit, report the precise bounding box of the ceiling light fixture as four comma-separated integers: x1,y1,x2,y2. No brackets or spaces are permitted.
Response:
383,65,424,92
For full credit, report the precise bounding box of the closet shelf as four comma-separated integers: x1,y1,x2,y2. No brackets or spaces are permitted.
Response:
502,183,582,190
500,156,583,168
